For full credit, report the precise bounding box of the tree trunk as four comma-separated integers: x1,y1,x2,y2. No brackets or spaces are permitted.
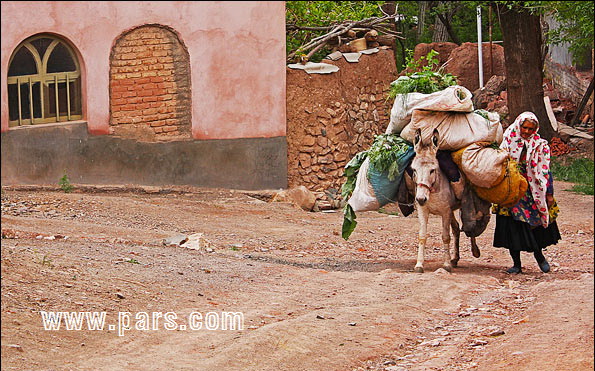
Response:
432,1,453,43
417,1,429,41
497,4,555,140
380,1,401,70
432,15,449,42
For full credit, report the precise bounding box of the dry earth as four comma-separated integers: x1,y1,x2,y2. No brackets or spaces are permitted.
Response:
1,180,593,371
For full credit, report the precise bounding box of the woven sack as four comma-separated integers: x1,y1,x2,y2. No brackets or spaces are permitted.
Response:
451,142,508,188
400,110,503,151
385,85,474,135
473,159,528,207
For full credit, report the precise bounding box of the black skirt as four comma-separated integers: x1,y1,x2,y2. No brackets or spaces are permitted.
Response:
493,215,561,252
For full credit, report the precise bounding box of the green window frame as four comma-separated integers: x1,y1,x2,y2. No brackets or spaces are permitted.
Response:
7,34,83,126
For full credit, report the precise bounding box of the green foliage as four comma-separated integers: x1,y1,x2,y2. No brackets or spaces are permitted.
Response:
340,150,369,201
551,157,594,195
285,1,592,67
492,1,594,64
342,203,358,240
431,2,504,42
340,134,414,240
388,49,458,97
367,134,412,181
541,1,594,64
340,150,368,240
286,1,385,62
59,172,73,193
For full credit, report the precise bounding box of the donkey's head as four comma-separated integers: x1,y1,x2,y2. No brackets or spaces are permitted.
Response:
410,128,440,206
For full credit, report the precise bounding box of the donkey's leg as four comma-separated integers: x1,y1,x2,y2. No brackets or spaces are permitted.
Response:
450,213,461,267
441,213,453,272
415,206,430,273
471,236,481,258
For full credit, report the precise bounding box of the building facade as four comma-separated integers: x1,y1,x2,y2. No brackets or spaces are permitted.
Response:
1,1,287,190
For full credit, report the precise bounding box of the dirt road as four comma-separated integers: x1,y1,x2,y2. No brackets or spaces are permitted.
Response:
1,180,593,370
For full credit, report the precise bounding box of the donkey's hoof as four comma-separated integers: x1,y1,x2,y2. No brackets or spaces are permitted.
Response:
442,264,453,273
414,266,424,273
450,259,459,268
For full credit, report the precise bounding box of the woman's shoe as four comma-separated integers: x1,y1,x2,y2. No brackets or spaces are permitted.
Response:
534,251,551,273
506,266,522,274
538,259,550,273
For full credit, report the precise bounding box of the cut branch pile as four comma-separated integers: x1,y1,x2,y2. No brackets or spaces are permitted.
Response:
286,15,404,63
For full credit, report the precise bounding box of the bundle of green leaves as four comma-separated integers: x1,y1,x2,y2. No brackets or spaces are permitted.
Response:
340,150,368,201
367,134,412,181
388,49,458,98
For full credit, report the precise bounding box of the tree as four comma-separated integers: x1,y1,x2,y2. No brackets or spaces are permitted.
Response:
542,1,594,64
493,1,594,140
495,2,555,139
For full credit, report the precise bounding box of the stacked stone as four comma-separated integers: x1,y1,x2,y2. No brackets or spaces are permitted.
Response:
109,25,191,141
294,86,392,195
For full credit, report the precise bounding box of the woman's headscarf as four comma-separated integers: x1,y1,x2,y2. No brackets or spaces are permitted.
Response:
500,112,551,227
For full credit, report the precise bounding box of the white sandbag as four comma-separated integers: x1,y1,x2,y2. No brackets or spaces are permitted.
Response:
460,143,509,188
385,85,474,135
347,157,380,212
400,110,503,151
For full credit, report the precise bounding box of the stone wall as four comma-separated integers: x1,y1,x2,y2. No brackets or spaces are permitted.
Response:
109,25,191,141
286,49,398,195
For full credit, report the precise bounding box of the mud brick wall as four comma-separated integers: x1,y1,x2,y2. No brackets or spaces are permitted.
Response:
286,49,398,194
109,25,191,141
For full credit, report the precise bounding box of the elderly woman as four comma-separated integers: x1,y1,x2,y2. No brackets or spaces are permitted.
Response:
493,112,561,274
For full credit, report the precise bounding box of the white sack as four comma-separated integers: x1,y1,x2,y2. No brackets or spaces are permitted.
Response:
347,157,380,212
460,143,509,188
400,110,503,151
385,85,474,135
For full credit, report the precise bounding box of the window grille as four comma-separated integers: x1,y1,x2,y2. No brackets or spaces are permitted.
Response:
7,35,82,126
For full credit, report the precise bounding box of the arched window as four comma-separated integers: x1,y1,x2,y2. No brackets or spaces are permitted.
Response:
7,34,82,126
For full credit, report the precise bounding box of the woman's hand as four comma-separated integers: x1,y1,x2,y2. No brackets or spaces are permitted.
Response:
546,194,554,208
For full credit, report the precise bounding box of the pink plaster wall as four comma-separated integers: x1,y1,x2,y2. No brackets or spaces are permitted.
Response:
1,1,286,139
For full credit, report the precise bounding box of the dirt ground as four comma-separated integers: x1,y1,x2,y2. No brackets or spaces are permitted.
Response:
1,178,593,370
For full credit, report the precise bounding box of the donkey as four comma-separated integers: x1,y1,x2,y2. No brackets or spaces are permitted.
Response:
406,128,481,273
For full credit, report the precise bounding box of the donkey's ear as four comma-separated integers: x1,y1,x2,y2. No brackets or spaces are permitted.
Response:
431,128,439,148
414,129,422,147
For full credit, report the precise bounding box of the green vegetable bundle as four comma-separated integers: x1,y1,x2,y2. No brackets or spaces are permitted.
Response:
387,49,458,98
367,134,412,181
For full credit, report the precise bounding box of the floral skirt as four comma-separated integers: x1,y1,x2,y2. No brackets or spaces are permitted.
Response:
493,215,561,252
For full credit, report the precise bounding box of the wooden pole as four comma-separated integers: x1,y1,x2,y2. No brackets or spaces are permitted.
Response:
570,77,595,127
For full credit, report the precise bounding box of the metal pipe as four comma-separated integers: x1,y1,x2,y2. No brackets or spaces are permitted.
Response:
477,6,484,88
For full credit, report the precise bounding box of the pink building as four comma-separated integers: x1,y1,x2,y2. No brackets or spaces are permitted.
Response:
1,1,287,189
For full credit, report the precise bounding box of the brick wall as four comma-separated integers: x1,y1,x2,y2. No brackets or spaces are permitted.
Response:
109,25,191,141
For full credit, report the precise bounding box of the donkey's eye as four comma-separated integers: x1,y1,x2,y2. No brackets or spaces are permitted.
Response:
430,169,435,175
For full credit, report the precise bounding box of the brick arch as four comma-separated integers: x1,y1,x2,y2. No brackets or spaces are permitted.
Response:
109,24,191,141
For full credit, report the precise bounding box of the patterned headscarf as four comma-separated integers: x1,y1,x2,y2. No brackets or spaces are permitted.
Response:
500,112,551,227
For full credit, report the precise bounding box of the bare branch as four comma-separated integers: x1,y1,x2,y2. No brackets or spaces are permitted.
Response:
286,14,405,62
